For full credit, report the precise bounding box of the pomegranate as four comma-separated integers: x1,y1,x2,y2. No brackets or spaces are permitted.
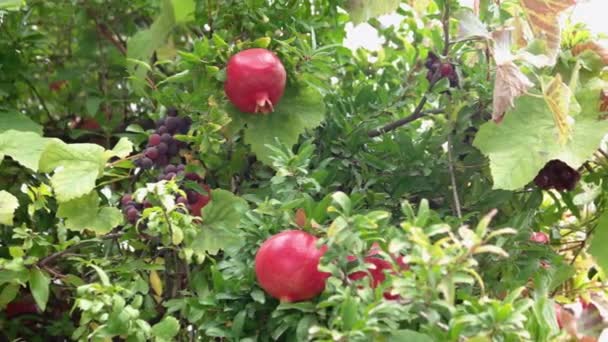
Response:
347,246,408,300
189,185,211,217
5,298,39,318
530,232,549,244
255,230,329,302
224,48,287,114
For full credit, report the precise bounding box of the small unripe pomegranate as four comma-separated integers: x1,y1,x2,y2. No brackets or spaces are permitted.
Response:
255,230,329,302
224,48,287,114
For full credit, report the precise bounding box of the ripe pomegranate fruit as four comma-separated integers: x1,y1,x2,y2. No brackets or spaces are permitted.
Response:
5,297,39,318
530,232,549,244
189,185,211,217
347,246,408,300
255,230,329,302
224,48,287,114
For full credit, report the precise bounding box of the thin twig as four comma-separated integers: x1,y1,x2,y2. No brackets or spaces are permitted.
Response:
21,76,54,122
447,133,463,219
367,107,444,137
38,232,124,266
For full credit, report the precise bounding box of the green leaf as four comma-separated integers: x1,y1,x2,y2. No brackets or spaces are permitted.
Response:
0,130,52,170
90,264,111,286
171,0,195,23
29,267,50,312
0,0,25,11
0,190,19,225
39,140,106,202
455,9,490,40
226,87,325,165
389,330,434,342
0,283,20,309
151,316,180,341
345,0,400,24
191,189,248,255
57,192,123,235
589,212,608,274
0,111,42,135
105,137,134,160
473,79,608,190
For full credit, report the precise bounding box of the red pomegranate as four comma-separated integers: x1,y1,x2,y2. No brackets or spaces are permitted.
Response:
348,246,408,300
255,230,329,302
189,185,211,217
530,232,549,244
5,297,39,318
224,48,286,114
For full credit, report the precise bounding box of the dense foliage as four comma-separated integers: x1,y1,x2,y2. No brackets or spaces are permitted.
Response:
0,0,607,341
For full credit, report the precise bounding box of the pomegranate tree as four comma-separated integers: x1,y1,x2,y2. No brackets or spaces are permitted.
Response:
224,48,287,114
254,230,329,302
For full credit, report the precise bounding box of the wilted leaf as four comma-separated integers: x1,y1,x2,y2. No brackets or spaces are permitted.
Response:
455,9,490,41
149,270,163,297
519,0,576,66
573,41,608,65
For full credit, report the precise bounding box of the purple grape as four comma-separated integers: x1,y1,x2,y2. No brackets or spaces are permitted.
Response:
164,172,176,180
148,134,161,146
121,194,133,206
161,133,172,144
157,142,168,155
145,147,159,160
165,165,177,174
167,108,178,117
156,118,166,128
187,190,199,204
166,117,179,133
177,164,185,172
157,126,168,135
185,173,200,181
140,157,153,169
126,207,140,223
157,155,169,166
176,196,188,205
143,200,153,208
168,142,179,156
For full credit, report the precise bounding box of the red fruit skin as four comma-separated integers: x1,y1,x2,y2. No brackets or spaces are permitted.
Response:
189,185,211,217
255,230,329,302
5,298,39,318
347,249,409,300
224,48,287,114
530,232,549,244
439,63,454,77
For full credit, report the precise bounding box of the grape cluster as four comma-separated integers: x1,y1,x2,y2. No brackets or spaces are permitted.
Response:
136,108,192,169
424,52,458,87
120,164,211,224
533,159,581,191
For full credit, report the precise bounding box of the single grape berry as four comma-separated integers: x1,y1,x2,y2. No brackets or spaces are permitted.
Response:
164,165,177,174
157,126,168,135
157,142,168,155
164,172,177,180
225,48,287,114
166,117,180,133
140,157,153,169
185,173,200,181
145,147,159,160
439,63,454,77
148,134,161,146
121,194,133,206
167,107,178,117
177,164,185,172
176,196,188,205
126,207,140,223
168,142,179,156
156,118,166,128
161,133,172,144
187,190,199,204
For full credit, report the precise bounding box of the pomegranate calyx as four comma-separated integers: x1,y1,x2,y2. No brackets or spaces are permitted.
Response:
255,93,274,114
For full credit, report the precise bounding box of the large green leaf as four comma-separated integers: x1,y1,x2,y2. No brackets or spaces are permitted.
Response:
56,192,123,235
151,316,180,341
345,0,400,24
0,130,53,171
389,330,434,342
29,267,50,312
226,87,325,165
0,0,25,11
473,78,608,190
190,189,248,255
172,0,195,23
39,141,107,202
0,111,42,135
0,190,19,225
589,212,608,275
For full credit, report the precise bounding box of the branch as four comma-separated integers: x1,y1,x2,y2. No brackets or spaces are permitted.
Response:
38,232,124,267
21,76,54,122
447,133,462,219
367,106,444,138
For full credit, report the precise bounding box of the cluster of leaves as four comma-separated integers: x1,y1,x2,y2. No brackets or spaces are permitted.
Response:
0,0,607,341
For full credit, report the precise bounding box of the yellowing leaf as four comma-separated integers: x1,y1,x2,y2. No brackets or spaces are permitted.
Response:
0,190,19,225
519,0,576,66
345,0,400,24
493,62,534,122
150,270,163,297
295,208,307,228
541,75,574,145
